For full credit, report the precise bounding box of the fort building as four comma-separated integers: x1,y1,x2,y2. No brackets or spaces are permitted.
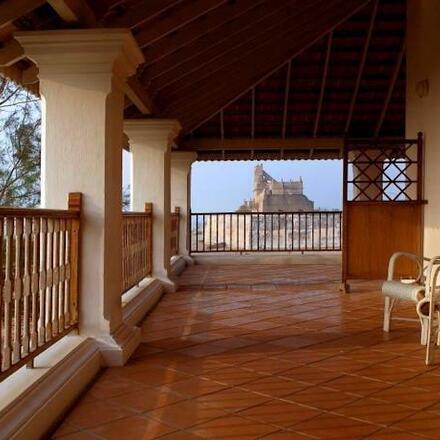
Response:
238,165,314,212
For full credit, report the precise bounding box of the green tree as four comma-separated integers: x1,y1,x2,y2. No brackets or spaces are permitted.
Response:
0,75,41,207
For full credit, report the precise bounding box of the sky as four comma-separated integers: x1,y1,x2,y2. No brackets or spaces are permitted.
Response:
190,160,343,212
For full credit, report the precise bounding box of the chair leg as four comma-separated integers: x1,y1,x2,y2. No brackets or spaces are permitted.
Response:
420,318,428,345
426,302,438,366
383,296,394,332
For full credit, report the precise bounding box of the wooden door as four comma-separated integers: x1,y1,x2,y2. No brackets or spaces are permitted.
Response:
342,134,425,285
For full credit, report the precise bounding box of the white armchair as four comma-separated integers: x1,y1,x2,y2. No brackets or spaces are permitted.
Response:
382,252,440,365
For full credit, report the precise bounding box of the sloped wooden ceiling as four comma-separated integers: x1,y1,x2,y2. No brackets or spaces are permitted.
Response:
0,0,406,143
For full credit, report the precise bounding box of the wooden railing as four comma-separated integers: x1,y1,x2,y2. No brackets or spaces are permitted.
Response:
0,193,81,382
122,203,153,293
170,207,180,257
190,211,342,253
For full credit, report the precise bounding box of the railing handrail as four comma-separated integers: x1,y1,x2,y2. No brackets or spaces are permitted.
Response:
122,211,152,217
0,207,80,219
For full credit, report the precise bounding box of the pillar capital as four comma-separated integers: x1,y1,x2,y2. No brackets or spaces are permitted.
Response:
171,151,198,169
124,119,182,151
15,29,144,90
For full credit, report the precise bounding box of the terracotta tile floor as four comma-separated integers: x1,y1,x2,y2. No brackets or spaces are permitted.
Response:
52,264,440,439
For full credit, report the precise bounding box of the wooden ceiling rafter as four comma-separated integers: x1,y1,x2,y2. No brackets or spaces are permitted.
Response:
281,60,292,139
165,0,371,132
142,0,288,84
374,33,406,136
47,0,97,26
151,0,324,99
345,0,379,134
104,0,183,29
0,0,46,29
141,0,265,70
313,31,333,137
133,0,228,49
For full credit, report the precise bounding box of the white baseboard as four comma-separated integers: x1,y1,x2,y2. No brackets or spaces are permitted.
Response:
0,337,101,440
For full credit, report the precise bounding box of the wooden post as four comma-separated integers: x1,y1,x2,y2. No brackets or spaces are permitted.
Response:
68,192,81,325
417,131,424,203
145,202,153,275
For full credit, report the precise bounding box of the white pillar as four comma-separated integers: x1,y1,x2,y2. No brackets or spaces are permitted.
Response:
407,0,440,257
16,29,144,365
124,120,181,291
171,152,197,261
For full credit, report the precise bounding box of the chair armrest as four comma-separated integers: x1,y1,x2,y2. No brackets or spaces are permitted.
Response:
425,256,440,296
387,252,423,281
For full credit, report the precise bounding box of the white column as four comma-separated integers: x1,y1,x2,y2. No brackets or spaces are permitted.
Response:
407,0,440,257
171,151,197,261
16,29,144,365
124,120,181,291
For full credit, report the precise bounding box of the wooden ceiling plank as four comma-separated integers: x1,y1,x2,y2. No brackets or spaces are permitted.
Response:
179,137,344,151
220,110,224,140
251,87,256,139
143,0,265,68
105,0,183,29
135,0,228,49
374,34,406,136
180,6,370,132
153,0,324,99
0,0,46,29
0,39,25,66
47,0,97,26
345,0,379,134
282,60,292,139
163,0,366,128
313,31,333,137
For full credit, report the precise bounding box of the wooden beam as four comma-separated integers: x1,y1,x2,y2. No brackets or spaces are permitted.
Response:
163,0,370,131
179,137,344,151
281,60,292,139
345,0,378,134
148,0,312,95
105,0,182,29
375,35,406,137
0,64,39,95
135,0,228,49
142,0,266,69
125,77,155,115
0,0,46,29
0,40,25,66
47,0,97,25
21,64,39,86
313,31,333,137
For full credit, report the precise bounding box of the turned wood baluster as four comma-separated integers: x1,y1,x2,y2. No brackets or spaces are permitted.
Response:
30,218,39,351
38,218,47,346
52,219,59,336
12,218,23,363
64,220,71,326
45,219,54,341
58,219,66,331
2,218,13,370
22,218,32,357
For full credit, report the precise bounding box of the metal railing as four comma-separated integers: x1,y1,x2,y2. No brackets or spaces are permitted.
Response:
0,193,81,382
122,203,153,293
170,207,180,257
190,211,342,253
